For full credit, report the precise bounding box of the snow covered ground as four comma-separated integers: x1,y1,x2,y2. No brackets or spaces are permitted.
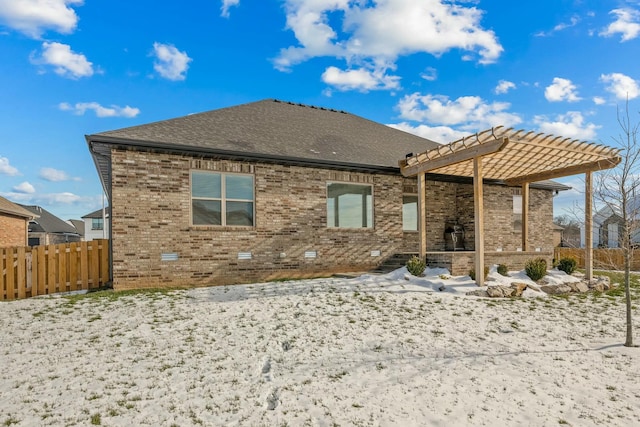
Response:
1,267,639,426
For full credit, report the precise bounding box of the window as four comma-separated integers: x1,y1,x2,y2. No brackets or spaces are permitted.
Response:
191,171,254,226
92,218,104,230
402,195,418,231
513,193,522,232
327,183,372,228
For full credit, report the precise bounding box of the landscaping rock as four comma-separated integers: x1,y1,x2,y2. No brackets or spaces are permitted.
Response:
466,289,489,297
540,284,573,295
486,285,515,298
568,281,590,293
588,276,611,291
510,282,528,297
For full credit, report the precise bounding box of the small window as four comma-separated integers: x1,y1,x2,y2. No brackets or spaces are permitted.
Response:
327,183,373,228
92,218,104,230
191,171,254,226
513,194,522,232
402,195,418,231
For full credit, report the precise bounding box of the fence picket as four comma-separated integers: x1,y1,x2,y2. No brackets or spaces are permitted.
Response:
16,247,26,299
80,241,89,290
37,245,46,296
69,242,78,291
6,248,15,301
90,241,100,289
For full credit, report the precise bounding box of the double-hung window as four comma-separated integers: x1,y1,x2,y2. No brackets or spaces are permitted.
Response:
327,183,373,228
91,218,104,230
191,171,254,226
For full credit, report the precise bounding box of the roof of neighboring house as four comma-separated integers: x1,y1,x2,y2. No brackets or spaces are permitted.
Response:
68,219,85,236
19,205,80,235
0,196,36,219
81,207,110,219
86,98,569,192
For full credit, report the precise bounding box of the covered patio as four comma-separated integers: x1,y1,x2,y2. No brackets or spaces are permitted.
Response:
399,126,622,284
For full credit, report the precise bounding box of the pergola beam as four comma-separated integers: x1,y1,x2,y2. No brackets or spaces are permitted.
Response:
473,157,485,286
504,158,620,186
400,138,509,177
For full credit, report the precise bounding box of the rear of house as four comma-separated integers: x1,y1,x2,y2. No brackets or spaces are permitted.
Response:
0,196,35,247
87,99,562,290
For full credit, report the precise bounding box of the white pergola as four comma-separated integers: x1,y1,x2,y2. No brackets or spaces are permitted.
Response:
399,126,622,284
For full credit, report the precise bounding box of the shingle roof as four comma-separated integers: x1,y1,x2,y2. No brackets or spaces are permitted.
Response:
87,98,440,170
82,207,110,219
19,205,80,235
0,196,36,219
86,99,568,192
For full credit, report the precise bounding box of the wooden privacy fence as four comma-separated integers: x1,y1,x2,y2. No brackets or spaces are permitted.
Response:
554,247,640,271
1,239,109,301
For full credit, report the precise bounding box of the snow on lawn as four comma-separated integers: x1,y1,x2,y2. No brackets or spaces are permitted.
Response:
1,268,639,426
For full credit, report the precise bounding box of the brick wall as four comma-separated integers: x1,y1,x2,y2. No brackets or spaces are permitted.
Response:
109,149,556,289
0,214,27,247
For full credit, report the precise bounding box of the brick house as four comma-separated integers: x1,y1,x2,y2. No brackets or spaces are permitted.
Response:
87,99,567,290
19,205,81,246
0,196,36,247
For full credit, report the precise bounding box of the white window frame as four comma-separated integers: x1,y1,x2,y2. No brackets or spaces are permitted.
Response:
190,170,255,227
402,193,419,232
326,181,374,229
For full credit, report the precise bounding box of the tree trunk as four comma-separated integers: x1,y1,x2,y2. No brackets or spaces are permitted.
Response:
625,248,634,347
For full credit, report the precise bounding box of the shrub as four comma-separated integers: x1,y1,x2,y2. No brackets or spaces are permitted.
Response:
556,257,577,275
525,257,547,281
469,266,489,281
497,264,509,276
406,256,426,276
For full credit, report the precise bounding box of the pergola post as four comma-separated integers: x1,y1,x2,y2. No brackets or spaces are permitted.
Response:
473,157,485,285
585,171,593,280
418,172,427,259
522,182,530,251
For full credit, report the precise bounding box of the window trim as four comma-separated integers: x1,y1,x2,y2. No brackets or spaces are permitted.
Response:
402,193,419,232
91,218,104,231
326,181,374,229
190,170,255,227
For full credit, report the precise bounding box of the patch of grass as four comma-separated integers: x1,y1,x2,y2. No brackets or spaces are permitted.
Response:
63,287,183,304
90,413,101,425
3,417,19,426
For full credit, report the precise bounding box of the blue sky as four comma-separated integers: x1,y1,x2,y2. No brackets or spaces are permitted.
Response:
1,0,639,221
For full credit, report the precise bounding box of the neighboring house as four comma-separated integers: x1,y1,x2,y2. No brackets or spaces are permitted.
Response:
68,219,86,240
0,196,37,247
81,207,110,241
86,99,568,290
19,205,81,246
590,202,640,248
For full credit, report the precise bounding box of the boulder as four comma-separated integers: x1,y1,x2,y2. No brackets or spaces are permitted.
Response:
466,289,489,297
510,282,528,297
486,285,515,298
568,281,590,293
540,284,573,295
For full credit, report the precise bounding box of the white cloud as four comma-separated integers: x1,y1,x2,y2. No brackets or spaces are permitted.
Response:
534,111,600,140
0,156,19,176
2,191,82,205
600,72,640,100
321,65,400,91
495,80,516,94
39,167,71,182
0,0,82,38
600,8,640,42
221,0,240,18
593,96,606,105
387,122,467,144
59,102,140,118
535,15,580,37
33,42,93,78
152,42,192,81
396,93,522,130
274,0,503,77
544,77,581,102
420,67,437,81
13,182,35,194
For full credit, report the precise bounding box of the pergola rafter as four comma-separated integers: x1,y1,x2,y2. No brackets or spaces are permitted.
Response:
399,126,622,285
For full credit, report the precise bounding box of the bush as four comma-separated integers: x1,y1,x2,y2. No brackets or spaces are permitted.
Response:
497,264,509,276
556,257,577,275
469,266,489,281
525,257,547,281
406,256,426,276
